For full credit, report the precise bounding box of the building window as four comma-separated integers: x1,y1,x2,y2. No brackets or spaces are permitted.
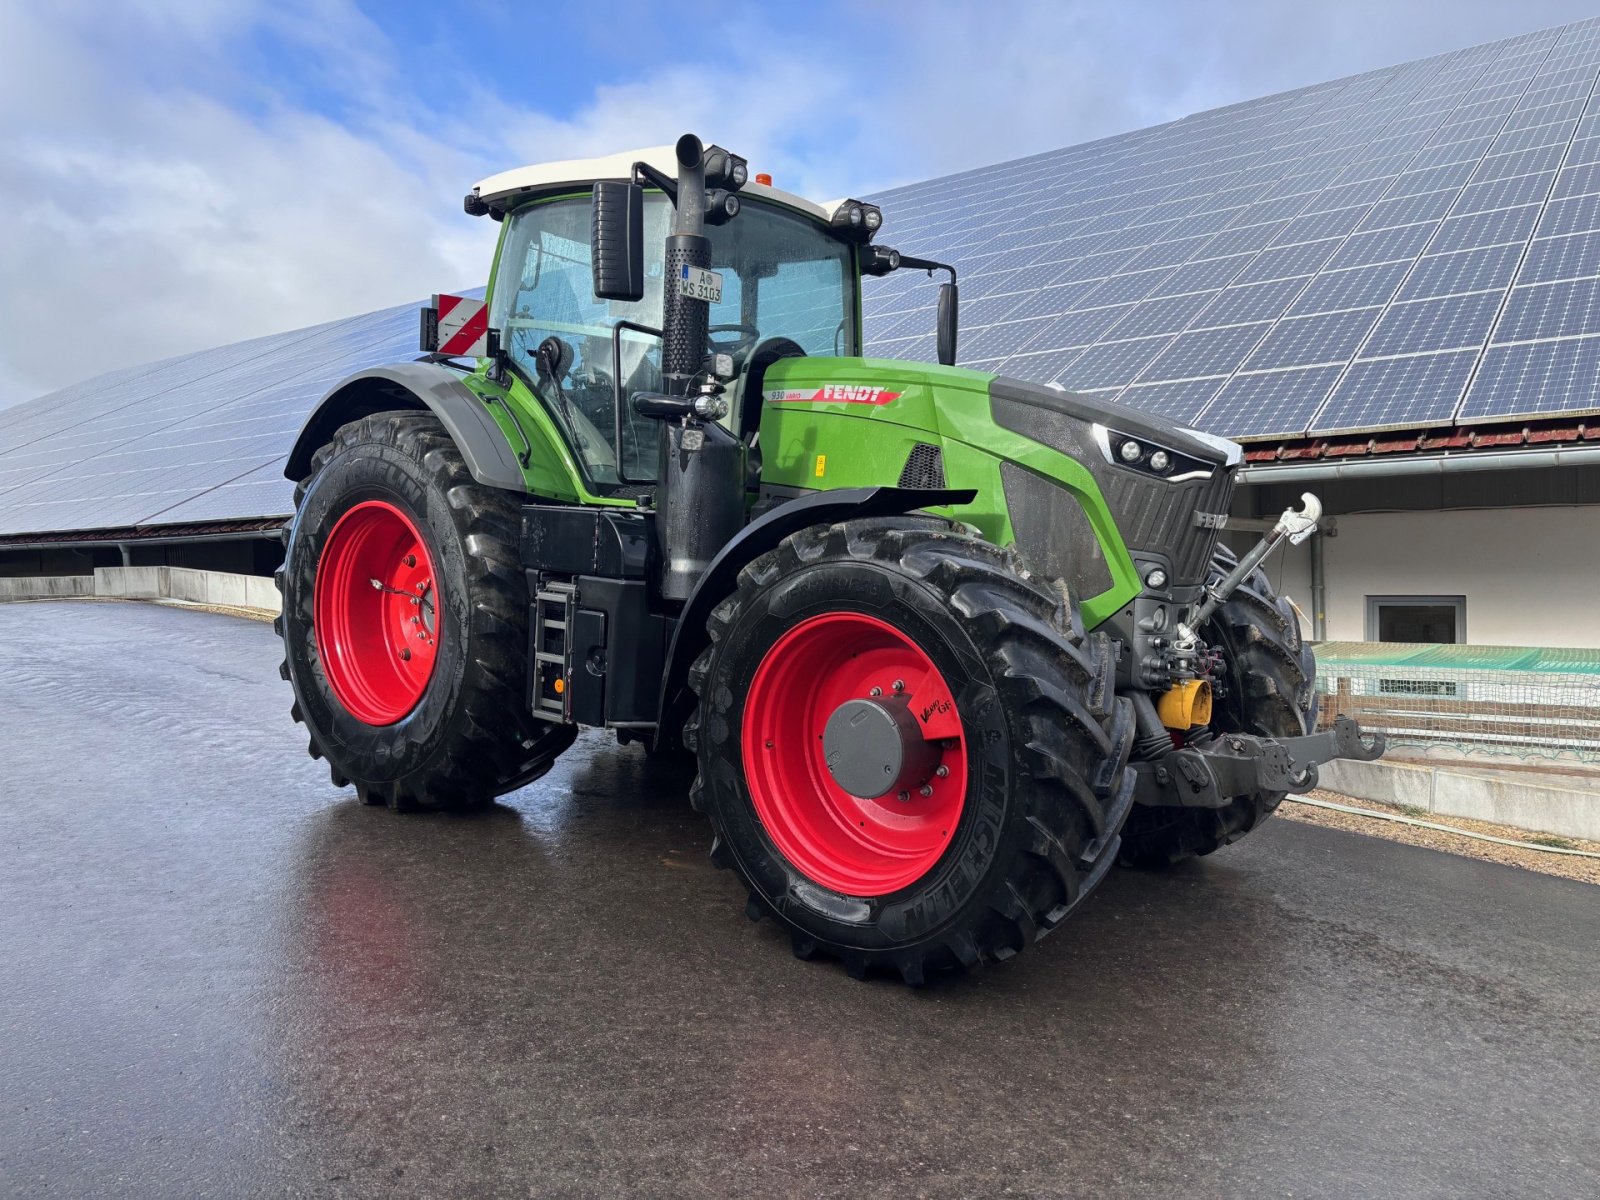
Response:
1365,595,1466,643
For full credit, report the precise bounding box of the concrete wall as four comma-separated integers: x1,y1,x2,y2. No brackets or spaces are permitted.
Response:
1321,757,1600,843
1262,506,1598,648
0,567,287,613
0,575,95,599
90,566,280,612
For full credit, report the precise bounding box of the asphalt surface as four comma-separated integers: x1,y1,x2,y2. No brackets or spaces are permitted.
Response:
3,599,1597,1199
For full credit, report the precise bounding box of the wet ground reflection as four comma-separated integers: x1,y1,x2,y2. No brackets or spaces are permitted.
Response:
4,602,1598,1196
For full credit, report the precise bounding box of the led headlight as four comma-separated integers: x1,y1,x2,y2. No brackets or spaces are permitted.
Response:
1119,439,1144,463
1149,450,1171,472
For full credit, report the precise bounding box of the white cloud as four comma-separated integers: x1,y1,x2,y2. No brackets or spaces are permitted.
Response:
0,3,497,410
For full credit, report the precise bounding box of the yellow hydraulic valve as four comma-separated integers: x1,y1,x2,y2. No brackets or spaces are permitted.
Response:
1157,679,1213,731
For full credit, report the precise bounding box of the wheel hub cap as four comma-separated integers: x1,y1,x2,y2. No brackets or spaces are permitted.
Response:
313,500,441,726
822,696,942,799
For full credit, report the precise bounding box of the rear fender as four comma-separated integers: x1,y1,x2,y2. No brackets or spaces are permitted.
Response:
654,485,976,750
284,361,525,490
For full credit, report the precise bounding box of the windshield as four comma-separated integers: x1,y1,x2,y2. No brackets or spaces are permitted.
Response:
489,194,857,486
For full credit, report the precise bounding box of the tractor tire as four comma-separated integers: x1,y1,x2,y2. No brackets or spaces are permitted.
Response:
1117,543,1317,867
685,517,1135,984
275,410,574,811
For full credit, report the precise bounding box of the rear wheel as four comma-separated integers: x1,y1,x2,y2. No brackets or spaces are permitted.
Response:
687,518,1134,983
276,411,574,811
1117,543,1316,867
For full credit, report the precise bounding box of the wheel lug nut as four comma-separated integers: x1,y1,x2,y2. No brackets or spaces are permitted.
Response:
897,790,910,802
403,554,416,567
892,679,905,692
869,687,882,697
400,648,411,661
919,784,933,798
935,765,950,778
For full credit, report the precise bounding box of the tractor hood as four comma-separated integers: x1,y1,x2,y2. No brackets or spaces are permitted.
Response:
987,376,1243,471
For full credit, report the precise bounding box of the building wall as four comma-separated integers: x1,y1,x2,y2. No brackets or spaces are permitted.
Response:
1264,506,1598,648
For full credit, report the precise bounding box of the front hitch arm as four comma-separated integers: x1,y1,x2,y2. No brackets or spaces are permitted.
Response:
1131,715,1386,809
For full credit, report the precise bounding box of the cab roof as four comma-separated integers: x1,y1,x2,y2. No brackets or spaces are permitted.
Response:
472,145,839,224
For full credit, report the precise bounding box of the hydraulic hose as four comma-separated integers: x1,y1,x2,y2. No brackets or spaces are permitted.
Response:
1131,691,1173,760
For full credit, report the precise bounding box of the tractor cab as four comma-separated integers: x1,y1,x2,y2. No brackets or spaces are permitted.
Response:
467,146,908,490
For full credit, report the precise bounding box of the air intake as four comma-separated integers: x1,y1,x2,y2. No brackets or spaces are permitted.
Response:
897,443,945,489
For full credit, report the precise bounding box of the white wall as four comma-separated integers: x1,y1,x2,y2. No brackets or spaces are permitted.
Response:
1275,506,1599,648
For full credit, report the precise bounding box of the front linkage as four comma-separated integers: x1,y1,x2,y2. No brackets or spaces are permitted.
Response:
1127,493,1384,812
1133,716,1383,809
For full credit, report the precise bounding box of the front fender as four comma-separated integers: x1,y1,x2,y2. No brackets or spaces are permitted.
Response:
654,485,976,750
284,361,526,491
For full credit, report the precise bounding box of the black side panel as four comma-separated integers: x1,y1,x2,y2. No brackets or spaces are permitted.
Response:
521,506,652,578
653,485,976,749
576,577,671,726
1001,461,1114,597
569,607,608,727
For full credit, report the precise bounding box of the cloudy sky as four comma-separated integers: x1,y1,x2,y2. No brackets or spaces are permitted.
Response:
3,0,1599,409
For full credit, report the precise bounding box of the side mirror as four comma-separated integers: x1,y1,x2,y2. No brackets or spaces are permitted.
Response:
937,281,959,366
592,181,644,302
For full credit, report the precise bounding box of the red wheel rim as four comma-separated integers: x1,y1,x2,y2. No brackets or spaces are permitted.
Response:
313,500,442,726
742,612,967,896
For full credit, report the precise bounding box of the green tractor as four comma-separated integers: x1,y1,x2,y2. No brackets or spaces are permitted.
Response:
277,134,1382,982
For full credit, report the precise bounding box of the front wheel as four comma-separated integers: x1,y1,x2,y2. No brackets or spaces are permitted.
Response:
276,411,573,811
686,518,1134,983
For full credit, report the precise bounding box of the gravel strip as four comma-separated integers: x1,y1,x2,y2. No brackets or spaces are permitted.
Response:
1282,790,1600,886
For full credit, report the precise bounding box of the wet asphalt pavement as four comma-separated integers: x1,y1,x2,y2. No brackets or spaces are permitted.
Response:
1,600,1597,1198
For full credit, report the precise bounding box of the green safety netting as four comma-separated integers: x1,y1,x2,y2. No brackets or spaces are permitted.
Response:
1317,642,1600,675
1312,641,1600,764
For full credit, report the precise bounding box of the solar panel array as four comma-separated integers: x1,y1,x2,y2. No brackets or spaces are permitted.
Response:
0,301,420,535
863,16,1600,438
6,19,1600,537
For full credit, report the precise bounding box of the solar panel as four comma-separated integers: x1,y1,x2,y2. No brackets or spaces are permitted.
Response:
1313,348,1481,431
1397,242,1525,297
1140,322,1273,380
1054,335,1176,391
1193,364,1345,437
1362,290,1505,355
1243,308,1383,369
1495,276,1600,341
1460,334,1600,418
1518,230,1600,282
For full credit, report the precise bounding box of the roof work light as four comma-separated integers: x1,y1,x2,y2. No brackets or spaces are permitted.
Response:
831,199,883,242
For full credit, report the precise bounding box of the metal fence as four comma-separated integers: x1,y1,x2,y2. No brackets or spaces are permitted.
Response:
1313,641,1600,765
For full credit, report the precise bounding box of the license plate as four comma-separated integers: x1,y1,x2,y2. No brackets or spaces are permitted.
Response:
678,264,723,303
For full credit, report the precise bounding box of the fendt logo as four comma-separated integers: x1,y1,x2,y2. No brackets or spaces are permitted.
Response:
767,385,903,406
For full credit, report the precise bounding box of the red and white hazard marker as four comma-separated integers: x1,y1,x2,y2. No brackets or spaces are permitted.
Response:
434,293,489,358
